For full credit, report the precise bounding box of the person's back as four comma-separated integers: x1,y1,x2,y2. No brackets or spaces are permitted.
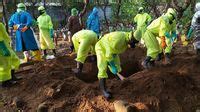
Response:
87,7,100,35
68,15,82,35
134,13,151,28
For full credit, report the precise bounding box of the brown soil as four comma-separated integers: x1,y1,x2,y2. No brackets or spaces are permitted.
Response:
0,41,200,112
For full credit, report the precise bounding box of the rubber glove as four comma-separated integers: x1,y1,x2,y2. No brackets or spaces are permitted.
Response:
171,31,177,43
0,41,10,56
165,32,171,39
108,60,118,75
13,25,19,30
187,27,193,40
161,36,167,49
50,29,54,38
21,26,28,32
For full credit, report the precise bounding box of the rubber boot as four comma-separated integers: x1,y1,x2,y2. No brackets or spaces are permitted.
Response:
23,51,30,62
11,70,22,81
69,45,74,54
142,56,152,69
156,53,163,61
164,53,171,65
99,78,112,99
72,62,83,74
32,50,42,61
196,49,200,56
52,49,56,56
90,55,97,62
43,50,47,59
1,80,15,88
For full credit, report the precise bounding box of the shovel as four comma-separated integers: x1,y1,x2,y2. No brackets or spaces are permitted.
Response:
116,73,126,81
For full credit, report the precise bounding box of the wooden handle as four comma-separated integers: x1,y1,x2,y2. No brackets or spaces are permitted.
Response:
117,73,125,81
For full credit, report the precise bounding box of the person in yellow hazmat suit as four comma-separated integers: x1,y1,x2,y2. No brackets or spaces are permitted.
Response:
134,7,152,41
72,30,98,75
0,22,21,87
95,31,139,99
141,8,177,69
37,6,56,59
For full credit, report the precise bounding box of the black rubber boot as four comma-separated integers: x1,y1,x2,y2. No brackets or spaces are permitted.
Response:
52,49,56,56
142,56,152,69
72,62,83,74
43,50,47,59
69,45,74,53
1,80,17,88
99,78,112,99
11,70,22,81
90,55,97,62
196,49,200,56
165,53,171,64
156,53,163,61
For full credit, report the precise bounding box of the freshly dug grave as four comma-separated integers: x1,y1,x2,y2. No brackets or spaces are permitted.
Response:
0,44,200,112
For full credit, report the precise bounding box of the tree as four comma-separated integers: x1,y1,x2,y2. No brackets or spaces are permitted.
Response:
2,0,8,32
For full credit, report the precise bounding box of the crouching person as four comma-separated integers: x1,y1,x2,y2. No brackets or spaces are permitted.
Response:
95,31,139,99
72,30,98,75
0,23,21,87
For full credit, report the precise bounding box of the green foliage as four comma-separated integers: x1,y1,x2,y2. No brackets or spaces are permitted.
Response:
111,0,150,24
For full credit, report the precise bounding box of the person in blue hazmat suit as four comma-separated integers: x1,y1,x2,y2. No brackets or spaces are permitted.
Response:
9,3,41,62
86,7,100,36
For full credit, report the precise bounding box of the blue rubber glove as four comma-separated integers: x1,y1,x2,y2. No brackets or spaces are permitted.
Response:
187,27,193,39
108,60,118,75
171,31,177,43
50,29,54,38
165,32,171,39
0,41,10,56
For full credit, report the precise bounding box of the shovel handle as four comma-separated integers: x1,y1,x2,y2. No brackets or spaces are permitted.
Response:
117,73,126,81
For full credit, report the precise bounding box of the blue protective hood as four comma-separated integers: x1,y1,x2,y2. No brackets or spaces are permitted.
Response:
92,7,98,15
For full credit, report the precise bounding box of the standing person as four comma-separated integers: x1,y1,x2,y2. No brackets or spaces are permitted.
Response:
141,8,177,69
187,2,200,55
134,7,152,41
95,31,139,99
9,3,41,62
72,30,98,75
87,7,100,36
0,22,21,87
37,6,56,58
67,3,88,53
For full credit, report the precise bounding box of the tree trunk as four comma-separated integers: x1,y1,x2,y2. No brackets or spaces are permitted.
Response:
103,0,109,29
116,0,121,18
43,0,46,7
172,0,191,19
2,0,8,32
14,0,17,11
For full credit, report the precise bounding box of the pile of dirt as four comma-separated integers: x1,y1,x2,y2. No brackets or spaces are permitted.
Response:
0,45,200,112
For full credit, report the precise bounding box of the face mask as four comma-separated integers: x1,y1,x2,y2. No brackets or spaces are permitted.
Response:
17,8,24,13
167,13,175,24
39,10,45,15
138,10,143,14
